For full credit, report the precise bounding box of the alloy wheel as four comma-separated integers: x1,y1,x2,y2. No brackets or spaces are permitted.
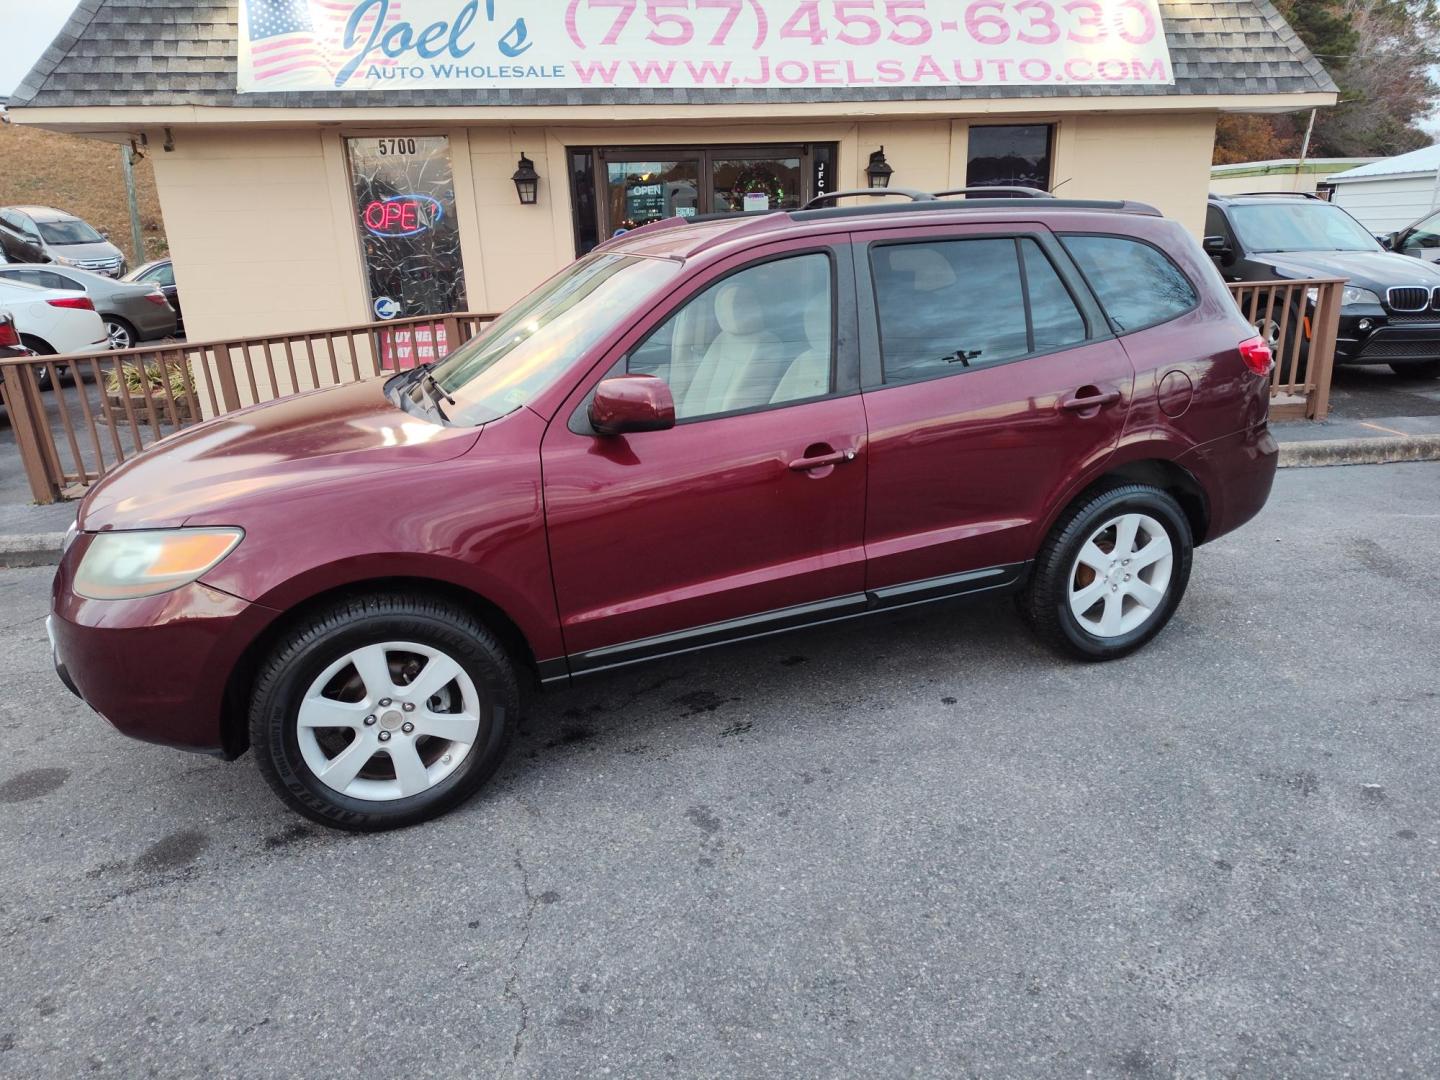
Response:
105,320,133,350
1068,513,1174,639
296,641,482,801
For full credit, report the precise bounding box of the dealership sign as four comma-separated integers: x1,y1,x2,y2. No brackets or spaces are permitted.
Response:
238,0,1173,92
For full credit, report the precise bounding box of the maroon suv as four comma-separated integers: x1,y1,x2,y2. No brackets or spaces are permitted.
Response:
49,192,1277,830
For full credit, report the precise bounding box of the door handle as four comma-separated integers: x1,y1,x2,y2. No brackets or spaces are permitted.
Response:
1060,388,1121,412
789,448,857,472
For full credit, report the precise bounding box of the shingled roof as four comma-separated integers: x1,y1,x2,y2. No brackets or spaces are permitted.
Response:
11,0,1337,110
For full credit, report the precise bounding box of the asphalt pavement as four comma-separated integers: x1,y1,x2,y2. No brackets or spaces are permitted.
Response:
1,462,1439,1078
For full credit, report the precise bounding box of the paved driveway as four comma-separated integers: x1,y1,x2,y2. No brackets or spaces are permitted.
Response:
1,463,1438,1078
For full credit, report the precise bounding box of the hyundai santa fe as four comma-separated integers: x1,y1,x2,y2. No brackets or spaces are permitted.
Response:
49,191,1278,830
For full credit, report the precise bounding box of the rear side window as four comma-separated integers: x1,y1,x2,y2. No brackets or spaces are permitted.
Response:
1062,235,1198,333
870,237,1087,383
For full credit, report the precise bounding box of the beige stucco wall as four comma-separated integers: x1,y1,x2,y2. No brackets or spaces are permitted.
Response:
149,109,1218,342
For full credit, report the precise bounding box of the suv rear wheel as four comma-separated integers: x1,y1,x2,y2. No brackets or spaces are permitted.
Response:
249,593,519,831
1021,484,1194,661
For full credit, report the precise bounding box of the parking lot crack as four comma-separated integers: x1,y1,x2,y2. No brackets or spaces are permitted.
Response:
504,850,539,1070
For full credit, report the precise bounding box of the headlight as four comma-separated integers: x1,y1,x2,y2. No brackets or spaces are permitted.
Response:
74,528,243,600
51,254,80,268
1342,286,1381,307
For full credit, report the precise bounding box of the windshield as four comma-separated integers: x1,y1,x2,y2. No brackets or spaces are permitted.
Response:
1229,202,1379,254
38,219,104,245
429,252,681,425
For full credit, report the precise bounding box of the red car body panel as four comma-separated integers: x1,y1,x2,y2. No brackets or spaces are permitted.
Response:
50,201,1278,757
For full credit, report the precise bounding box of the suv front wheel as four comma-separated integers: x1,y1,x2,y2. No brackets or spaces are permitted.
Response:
249,593,519,830
1021,484,1194,661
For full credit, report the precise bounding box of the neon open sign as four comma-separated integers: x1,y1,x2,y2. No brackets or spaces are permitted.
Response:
362,194,444,237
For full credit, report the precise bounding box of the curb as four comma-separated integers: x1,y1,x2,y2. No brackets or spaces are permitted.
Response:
1278,435,1440,469
0,533,67,569
1,440,1437,568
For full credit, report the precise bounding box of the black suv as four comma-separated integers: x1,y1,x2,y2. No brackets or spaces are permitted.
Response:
1205,193,1440,379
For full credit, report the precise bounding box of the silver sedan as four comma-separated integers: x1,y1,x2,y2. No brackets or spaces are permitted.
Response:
0,263,177,349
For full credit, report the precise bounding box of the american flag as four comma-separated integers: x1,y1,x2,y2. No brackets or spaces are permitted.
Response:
245,0,402,88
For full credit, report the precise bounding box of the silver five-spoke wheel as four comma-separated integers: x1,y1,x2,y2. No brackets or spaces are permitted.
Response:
1068,513,1174,639
297,641,481,802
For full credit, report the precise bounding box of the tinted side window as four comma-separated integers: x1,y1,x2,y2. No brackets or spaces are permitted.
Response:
145,263,177,286
1021,239,1086,351
1062,235,1198,333
626,252,833,420
1205,206,1235,245
871,237,1088,383
872,239,1027,381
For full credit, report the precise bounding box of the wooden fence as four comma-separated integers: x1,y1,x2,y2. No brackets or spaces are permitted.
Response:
1,312,495,504
2,281,1346,504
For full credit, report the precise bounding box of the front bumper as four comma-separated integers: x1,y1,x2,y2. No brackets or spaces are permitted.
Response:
1336,312,1440,366
49,555,278,756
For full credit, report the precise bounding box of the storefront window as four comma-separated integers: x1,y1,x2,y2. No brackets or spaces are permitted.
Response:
966,125,1054,192
574,144,838,250
347,135,467,321
605,157,701,233
711,153,802,214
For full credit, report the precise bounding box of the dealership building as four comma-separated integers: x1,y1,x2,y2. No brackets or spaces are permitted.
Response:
11,0,1335,342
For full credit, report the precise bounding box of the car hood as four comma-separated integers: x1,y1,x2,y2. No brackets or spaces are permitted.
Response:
79,379,483,531
50,239,123,260
1258,250,1440,292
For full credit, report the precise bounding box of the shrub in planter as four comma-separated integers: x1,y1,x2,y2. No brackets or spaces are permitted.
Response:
102,359,196,423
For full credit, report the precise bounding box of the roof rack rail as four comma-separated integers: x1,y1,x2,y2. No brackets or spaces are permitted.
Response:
1216,190,1324,200
934,186,1054,199
802,187,936,210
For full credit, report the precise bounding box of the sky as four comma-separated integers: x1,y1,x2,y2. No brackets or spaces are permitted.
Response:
0,0,79,97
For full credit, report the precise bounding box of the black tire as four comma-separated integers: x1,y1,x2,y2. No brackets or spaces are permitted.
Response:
1390,360,1440,379
19,336,55,390
1256,303,1308,382
249,593,520,831
104,316,137,351
1020,483,1193,662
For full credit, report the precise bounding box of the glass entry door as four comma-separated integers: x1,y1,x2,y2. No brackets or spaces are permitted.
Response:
603,153,702,232
585,144,834,248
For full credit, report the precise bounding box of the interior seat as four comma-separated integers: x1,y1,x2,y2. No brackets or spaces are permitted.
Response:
678,279,782,417
770,295,832,404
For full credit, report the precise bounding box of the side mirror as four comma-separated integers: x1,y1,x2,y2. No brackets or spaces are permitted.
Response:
589,374,676,436
98,228,110,240
1377,232,1397,250
1202,235,1232,260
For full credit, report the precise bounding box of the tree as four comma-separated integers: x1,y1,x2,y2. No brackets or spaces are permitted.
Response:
1214,0,1440,163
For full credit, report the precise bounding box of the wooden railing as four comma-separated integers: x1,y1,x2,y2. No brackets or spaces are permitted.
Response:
2,282,1347,504
1,312,496,504
1227,278,1345,422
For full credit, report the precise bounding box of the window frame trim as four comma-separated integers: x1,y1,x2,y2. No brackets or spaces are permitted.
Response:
854,227,1107,391
1058,231,1203,337
564,241,861,434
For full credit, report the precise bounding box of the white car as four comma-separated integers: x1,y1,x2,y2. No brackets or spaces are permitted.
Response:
0,276,108,357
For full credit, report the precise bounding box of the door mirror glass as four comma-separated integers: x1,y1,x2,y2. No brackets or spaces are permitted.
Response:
590,374,676,435
1202,235,1231,259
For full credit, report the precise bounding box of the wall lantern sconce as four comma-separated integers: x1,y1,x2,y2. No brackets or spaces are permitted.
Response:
866,147,893,189
512,153,540,205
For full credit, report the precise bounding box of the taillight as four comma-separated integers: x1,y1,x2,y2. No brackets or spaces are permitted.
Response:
0,320,18,348
48,296,96,311
144,291,169,305
1238,335,1274,376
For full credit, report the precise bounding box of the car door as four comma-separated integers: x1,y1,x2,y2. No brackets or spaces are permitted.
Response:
1395,210,1440,263
856,225,1134,593
541,241,868,672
